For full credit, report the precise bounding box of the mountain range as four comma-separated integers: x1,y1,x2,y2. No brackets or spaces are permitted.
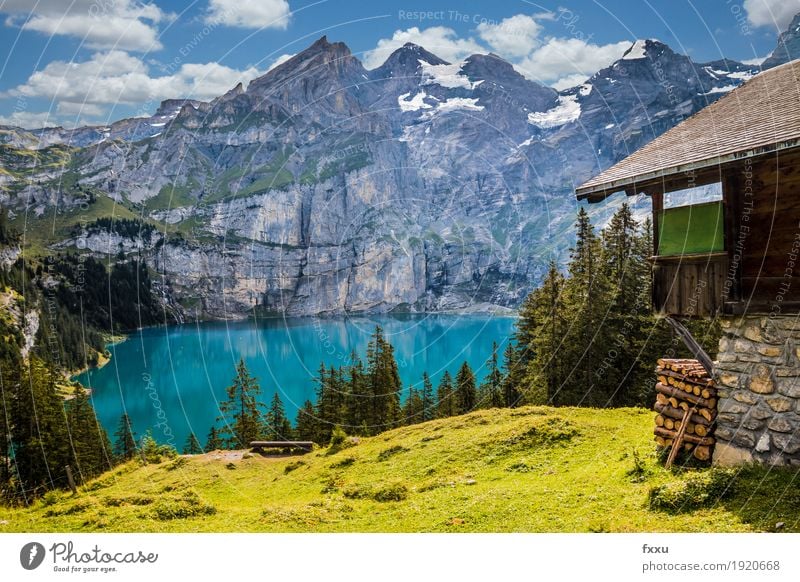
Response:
1,15,798,318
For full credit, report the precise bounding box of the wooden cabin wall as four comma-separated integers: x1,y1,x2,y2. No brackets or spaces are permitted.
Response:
729,148,800,311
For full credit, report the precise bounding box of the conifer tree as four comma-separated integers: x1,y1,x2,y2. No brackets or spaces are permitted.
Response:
479,342,505,408
217,358,264,448
420,372,436,422
401,386,423,425
436,371,456,418
67,385,112,480
366,326,402,433
113,413,137,461
501,342,522,407
344,353,368,430
11,358,72,497
183,432,203,454
205,426,223,450
524,261,567,404
295,399,319,443
265,392,293,440
454,361,477,414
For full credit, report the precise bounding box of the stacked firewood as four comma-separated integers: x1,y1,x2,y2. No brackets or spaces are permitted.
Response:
653,358,716,464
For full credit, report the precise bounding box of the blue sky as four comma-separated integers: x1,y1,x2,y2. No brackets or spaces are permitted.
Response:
0,0,797,128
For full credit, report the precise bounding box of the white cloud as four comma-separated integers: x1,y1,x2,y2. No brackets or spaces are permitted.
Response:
4,50,262,124
742,56,768,66
743,0,800,30
2,0,170,51
551,74,592,91
477,14,544,58
267,53,295,71
206,0,291,30
0,110,60,128
363,22,631,91
362,26,486,69
516,38,631,87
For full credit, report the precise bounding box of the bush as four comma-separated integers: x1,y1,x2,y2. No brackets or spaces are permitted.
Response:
149,492,216,520
648,469,736,512
372,481,409,502
329,426,347,447
139,432,178,465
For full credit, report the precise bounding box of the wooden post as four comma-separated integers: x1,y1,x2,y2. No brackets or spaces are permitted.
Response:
65,465,77,495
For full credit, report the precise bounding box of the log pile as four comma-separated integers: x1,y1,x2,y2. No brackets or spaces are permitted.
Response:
653,358,716,465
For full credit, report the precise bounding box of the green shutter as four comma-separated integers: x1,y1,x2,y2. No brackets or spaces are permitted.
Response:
658,201,724,256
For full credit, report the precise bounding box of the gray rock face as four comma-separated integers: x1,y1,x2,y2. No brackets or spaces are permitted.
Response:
714,315,800,466
2,30,779,317
762,14,800,69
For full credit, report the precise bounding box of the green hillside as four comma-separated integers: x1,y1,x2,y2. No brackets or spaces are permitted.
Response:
1,406,797,533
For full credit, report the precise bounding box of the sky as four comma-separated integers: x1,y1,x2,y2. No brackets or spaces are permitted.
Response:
0,0,797,129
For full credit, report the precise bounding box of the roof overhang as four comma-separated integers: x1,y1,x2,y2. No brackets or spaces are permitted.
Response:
575,138,800,203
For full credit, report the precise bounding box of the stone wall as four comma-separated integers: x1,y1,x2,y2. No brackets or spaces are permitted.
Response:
713,315,800,466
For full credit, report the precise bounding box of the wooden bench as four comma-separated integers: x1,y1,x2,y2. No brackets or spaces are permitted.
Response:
249,441,314,454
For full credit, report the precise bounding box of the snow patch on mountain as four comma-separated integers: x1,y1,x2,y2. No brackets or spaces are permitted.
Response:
622,40,650,60
703,84,737,95
419,60,478,89
398,91,433,112
527,94,581,129
434,97,484,113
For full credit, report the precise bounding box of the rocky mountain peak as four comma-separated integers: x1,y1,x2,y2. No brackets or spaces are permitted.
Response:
762,12,800,69
372,43,448,78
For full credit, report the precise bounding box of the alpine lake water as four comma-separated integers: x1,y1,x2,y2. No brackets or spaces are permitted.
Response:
75,314,516,447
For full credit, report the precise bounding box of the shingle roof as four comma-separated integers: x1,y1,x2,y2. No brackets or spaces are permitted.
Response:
576,59,800,200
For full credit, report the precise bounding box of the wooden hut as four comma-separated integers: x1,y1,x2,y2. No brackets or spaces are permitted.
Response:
576,60,800,466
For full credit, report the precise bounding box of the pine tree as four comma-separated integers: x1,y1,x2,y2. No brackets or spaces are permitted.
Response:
217,358,264,448
557,207,613,406
314,363,336,443
344,354,369,431
420,372,435,422
401,386,423,425
10,358,72,498
264,392,293,440
365,326,402,433
183,432,203,454
501,341,522,407
113,413,137,461
454,361,477,414
294,399,319,443
479,342,504,408
67,385,112,481
436,371,456,418
205,426,223,450
524,261,567,404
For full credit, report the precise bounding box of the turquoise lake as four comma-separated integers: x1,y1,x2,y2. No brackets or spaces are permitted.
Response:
75,314,516,447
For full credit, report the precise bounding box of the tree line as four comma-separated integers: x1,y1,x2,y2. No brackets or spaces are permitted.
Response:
192,326,519,450
506,203,719,407
191,203,719,450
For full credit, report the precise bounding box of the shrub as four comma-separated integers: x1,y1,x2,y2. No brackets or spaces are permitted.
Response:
149,492,216,520
139,432,178,465
372,481,409,502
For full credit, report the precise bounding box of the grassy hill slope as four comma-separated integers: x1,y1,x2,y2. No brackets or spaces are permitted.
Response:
2,406,798,532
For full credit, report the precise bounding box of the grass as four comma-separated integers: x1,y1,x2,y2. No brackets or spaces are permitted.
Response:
11,192,143,257
1,406,798,532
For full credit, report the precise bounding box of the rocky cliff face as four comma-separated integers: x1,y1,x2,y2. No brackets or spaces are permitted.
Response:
3,25,788,317
763,14,800,68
